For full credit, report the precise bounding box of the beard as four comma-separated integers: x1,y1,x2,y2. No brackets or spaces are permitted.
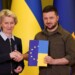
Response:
46,22,58,30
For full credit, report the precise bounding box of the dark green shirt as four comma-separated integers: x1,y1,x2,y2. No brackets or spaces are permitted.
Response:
35,25,75,75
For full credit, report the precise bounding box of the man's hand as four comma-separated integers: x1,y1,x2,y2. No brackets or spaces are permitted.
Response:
44,56,54,64
44,56,69,65
10,51,23,62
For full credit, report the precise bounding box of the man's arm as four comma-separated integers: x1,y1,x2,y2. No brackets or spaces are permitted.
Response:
44,56,69,65
23,53,28,60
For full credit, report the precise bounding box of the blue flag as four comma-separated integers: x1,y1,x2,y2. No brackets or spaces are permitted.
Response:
0,0,2,11
53,0,75,33
28,40,38,66
28,40,48,66
26,0,44,29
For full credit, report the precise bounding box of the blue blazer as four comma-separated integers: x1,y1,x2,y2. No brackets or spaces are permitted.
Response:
0,36,24,75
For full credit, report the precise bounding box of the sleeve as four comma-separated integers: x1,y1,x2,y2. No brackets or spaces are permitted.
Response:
34,33,40,40
0,53,11,63
0,39,11,63
17,39,24,69
64,35,75,65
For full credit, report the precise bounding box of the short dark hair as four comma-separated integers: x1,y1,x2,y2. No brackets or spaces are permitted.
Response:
43,5,58,15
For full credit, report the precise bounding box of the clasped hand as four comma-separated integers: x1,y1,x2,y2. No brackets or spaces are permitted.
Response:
10,50,23,62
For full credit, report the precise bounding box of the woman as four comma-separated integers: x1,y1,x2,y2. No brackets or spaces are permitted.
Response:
0,9,24,75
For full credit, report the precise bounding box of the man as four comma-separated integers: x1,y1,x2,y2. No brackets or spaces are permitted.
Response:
19,5,75,75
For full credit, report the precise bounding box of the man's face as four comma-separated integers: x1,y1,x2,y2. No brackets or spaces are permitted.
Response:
43,11,59,30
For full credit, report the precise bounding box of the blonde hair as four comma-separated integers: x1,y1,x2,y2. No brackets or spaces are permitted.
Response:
0,9,18,24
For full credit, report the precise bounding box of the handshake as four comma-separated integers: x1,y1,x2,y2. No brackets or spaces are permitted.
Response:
10,50,23,62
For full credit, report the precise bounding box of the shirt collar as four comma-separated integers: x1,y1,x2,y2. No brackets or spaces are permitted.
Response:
0,31,15,41
43,24,63,36
56,25,64,34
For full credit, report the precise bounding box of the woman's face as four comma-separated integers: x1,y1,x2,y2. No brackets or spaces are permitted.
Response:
1,16,15,34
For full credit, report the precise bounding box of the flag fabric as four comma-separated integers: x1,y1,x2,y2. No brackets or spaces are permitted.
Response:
11,0,44,53
53,0,75,34
0,0,2,11
26,0,44,29
0,0,2,31
11,0,44,75
28,40,48,66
